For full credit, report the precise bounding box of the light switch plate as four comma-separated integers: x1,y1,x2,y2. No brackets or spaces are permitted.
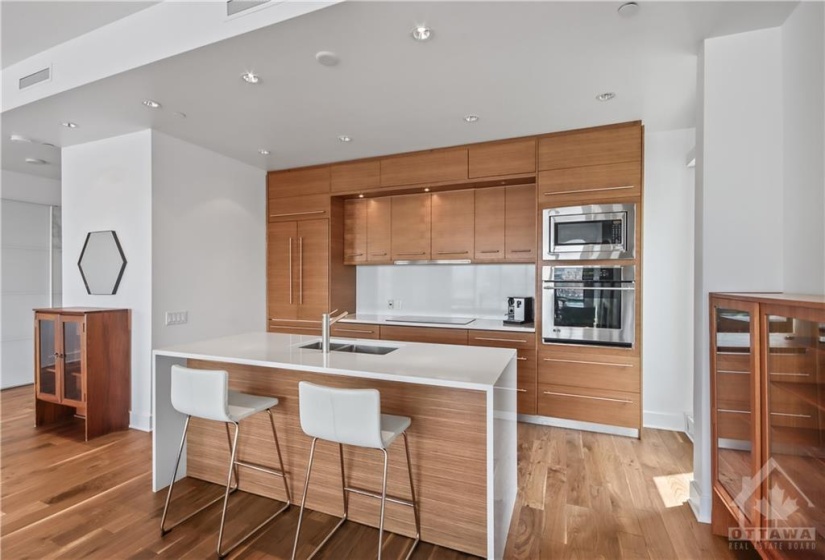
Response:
165,311,188,326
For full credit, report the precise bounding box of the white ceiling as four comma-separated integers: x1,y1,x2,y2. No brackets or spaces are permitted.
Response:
1,1,158,68
1,1,797,180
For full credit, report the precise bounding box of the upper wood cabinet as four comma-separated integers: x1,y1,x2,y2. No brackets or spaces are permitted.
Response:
391,193,431,261
468,139,536,179
267,166,330,198
474,187,505,261
431,190,474,259
343,199,367,264
504,184,536,261
538,161,641,205
367,197,392,264
538,123,641,171
380,148,468,187
331,161,380,194
268,193,330,222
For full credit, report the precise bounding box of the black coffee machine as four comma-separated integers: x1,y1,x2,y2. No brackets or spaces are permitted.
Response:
505,297,534,326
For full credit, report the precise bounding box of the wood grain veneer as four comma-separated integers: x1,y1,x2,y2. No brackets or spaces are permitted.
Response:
469,138,536,179
295,219,329,320
379,325,469,346
184,360,488,557
538,122,641,171
268,166,330,198
504,184,536,261
380,149,468,187
331,160,380,193
431,190,474,259
268,193,330,222
537,383,640,428
537,351,641,394
343,199,367,264
367,197,392,264
537,162,642,205
267,319,322,336
473,187,505,261
330,323,381,339
390,194,431,261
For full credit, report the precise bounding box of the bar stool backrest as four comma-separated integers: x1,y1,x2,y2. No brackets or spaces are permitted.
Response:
171,365,232,422
298,382,384,449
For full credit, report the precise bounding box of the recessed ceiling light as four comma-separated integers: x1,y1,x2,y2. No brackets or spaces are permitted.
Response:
596,92,616,102
618,2,640,18
411,25,432,42
337,135,352,143
464,114,480,123
25,158,48,165
315,51,340,67
42,142,57,148
174,111,187,119
10,134,33,143
142,99,161,109
241,71,260,84
61,121,78,128
258,149,271,155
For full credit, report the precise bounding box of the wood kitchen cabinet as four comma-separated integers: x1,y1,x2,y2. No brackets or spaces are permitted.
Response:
391,193,431,262
343,199,367,264
366,197,392,264
380,148,468,187
474,187,505,261
468,330,537,415
468,138,536,179
267,165,330,198
431,190,474,260
710,293,825,558
504,184,536,261
267,219,329,324
331,160,380,194
538,122,641,171
34,308,130,441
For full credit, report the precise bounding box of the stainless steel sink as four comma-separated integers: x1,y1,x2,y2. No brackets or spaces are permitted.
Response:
299,342,397,355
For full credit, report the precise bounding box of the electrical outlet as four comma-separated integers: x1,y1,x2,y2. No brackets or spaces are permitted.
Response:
395,299,402,310
165,311,189,326
387,299,395,310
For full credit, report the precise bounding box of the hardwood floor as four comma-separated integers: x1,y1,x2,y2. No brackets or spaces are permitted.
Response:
1,386,750,559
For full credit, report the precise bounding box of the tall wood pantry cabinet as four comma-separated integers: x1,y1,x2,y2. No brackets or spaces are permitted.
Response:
710,293,825,559
34,307,131,441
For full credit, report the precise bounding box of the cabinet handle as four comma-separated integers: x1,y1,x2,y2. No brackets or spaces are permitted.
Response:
396,252,426,256
770,412,812,419
517,357,527,361
516,388,527,393
543,185,635,196
269,318,320,323
333,328,375,334
510,249,533,253
543,390,633,404
437,251,469,255
370,252,388,256
346,253,364,258
770,372,811,377
299,237,303,305
288,238,293,305
542,358,633,368
269,210,326,218
718,370,749,375
475,336,528,344
718,409,749,414
272,325,319,331
480,250,501,254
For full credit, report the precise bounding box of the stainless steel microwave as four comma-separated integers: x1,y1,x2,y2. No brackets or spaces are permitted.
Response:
542,203,636,260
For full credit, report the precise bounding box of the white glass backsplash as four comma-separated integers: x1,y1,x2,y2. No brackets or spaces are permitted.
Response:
355,264,535,319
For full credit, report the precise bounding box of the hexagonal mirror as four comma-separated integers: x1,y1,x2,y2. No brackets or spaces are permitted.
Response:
78,231,127,295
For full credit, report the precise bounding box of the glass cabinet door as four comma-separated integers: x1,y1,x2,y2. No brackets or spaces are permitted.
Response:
60,317,84,404
36,315,59,401
763,311,824,557
712,300,760,523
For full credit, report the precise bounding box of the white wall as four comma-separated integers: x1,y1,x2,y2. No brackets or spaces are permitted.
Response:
642,128,696,431
781,1,825,295
151,131,266,348
356,264,535,319
0,169,61,205
62,130,154,430
692,26,785,523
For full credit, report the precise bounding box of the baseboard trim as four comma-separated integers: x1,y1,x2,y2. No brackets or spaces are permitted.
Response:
689,480,712,523
643,410,688,432
517,413,639,438
129,411,152,432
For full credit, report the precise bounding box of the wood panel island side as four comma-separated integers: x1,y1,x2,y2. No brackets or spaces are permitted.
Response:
152,332,517,558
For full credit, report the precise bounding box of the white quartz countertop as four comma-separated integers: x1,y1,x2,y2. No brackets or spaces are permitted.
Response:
153,332,516,390
340,314,536,333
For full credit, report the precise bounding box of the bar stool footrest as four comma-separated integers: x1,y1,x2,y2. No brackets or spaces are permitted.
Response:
235,459,288,478
344,485,415,508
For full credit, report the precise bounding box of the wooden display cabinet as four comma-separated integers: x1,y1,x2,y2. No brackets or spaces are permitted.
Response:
34,307,131,441
710,293,825,559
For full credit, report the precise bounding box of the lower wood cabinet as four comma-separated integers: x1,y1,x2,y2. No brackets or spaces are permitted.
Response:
330,323,380,339
468,330,537,416
34,308,130,441
267,320,322,336
537,384,640,429
379,325,469,345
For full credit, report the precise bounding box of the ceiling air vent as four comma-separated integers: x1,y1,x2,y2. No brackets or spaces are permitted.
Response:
19,66,51,90
227,0,270,16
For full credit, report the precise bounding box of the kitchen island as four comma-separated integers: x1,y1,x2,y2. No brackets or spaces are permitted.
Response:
152,332,516,558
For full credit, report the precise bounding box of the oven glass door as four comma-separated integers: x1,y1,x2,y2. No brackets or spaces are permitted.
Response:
553,285,624,330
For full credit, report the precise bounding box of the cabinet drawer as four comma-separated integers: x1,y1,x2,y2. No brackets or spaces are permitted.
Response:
538,384,640,429
268,320,321,336
538,353,640,393
330,323,380,340
715,351,751,374
716,370,752,412
538,124,641,171
380,149,468,187
716,410,752,441
268,194,330,222
379,325,468,345
538,162,641,205
468,139,536,179
268,166,330,198
331,161,380,194
767,349,817,383
769,383,819,429
468,330,535,350
517,351,537,416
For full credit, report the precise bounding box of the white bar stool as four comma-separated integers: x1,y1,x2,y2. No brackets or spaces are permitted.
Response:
160,365,292,558
291,382,421,560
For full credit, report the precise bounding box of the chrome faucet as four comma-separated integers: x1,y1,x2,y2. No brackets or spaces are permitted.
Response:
321,310,349,353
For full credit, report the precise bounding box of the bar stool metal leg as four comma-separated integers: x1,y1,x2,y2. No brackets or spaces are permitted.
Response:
217,421,241,558
292,437,318,560
377,448,389,560
268,409,291,504
402,432,421,560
